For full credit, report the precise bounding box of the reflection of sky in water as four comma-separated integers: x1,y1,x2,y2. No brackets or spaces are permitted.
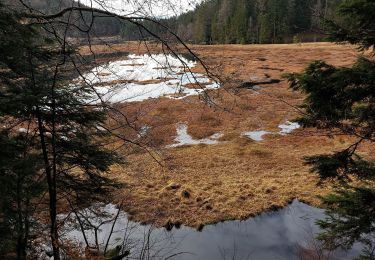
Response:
60,200,362,259
170,200,360,259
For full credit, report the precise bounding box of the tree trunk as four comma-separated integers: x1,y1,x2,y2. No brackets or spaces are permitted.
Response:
36,108,60,260
16,175,27,260
325,0,328,18
273,20,276,43
29,52,60,259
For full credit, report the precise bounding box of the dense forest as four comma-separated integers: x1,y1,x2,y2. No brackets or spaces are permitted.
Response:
168,0,344,44
12,0,344,44
6,0,122,37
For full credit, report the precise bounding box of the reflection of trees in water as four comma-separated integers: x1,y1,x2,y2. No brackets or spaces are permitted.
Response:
52,200,363,259
60,203,193,259
218,242,254,260
296,231,335,260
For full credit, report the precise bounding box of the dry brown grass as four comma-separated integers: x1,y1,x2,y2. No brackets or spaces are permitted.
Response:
111,133,357,228
84,42,374,229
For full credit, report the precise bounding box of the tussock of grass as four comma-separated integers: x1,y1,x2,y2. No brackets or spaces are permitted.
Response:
96,43,372,228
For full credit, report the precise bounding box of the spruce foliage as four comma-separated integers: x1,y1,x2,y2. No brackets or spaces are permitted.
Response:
0,3,119,258
286,0,375,257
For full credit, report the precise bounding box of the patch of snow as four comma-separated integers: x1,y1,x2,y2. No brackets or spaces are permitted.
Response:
168,124,223,148
209,132,224,140
137,125,151,138
83,54,220,103
18,128,28,133
242,121,300,142
60,135,69,141
96,126,107,133
242,131,271,141
35,244,54,260
278,121,301,135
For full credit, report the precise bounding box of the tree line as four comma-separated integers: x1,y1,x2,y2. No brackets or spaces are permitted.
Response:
5,0,123,37
167,0,344,44
10,0,345,44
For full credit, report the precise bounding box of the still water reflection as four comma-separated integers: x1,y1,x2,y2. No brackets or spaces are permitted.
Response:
62,200,361,259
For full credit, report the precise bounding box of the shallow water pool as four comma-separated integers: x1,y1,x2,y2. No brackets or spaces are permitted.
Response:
58,200,362,259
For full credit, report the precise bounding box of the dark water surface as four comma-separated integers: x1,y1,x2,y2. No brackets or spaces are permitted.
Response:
62,200,362,260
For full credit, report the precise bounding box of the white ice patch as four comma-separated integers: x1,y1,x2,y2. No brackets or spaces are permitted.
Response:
18,128,28,133
95,126,107,133
278,121,301,135
82,54,219,103
242,121,300,142
242,131,270,141
168,124,223,148
137,125,151,138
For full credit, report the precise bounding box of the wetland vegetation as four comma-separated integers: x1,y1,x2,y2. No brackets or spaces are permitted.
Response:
0,0,374,259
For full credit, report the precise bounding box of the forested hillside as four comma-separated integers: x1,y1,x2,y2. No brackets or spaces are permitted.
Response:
5,0,122,37
5,0,343,43
169,0,343,44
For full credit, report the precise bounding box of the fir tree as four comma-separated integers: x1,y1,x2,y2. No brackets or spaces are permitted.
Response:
286,0,375,257
0,3,119,258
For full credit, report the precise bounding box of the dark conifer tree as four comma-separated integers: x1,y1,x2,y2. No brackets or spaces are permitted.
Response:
286,0,375,257
0,3,119,258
